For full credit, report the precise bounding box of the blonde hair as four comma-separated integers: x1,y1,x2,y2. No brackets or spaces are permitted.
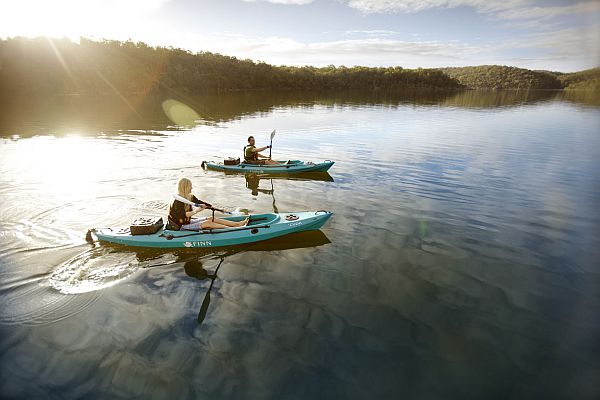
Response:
176,178,193,210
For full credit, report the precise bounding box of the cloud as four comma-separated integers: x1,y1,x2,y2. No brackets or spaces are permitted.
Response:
238,0,600,31
304,38,485,58
343,0,599,22
179,20,598,71
343,0,518,14
241,0,315,4
183,33,494,67
507,25,600,59
344,30,403,37
495,2,600,21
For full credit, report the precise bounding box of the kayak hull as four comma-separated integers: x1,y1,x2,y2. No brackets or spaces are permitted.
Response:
204,160,334,174
92,211,332,249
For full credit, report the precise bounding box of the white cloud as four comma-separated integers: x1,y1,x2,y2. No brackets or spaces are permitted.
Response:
180,33,494,67
507,25,600,59
495,2,599,21
343,0,520,14
176,22,598,71
238,0,600,30
343,0,599,22
344,30,403,37
241,0,315,4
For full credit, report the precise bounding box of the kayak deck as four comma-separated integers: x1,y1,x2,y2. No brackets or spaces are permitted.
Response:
203,160,334,173
92,211,332,248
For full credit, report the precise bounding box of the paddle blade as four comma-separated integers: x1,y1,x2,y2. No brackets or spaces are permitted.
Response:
270,129,276,140
197,292,211,324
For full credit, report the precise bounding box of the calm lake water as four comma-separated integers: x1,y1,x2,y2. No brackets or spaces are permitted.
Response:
1,90,599,399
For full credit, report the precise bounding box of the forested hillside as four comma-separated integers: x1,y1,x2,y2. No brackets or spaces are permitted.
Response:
441,65,563,89
1,37,597,95
0,37,461,94
556,68,600,91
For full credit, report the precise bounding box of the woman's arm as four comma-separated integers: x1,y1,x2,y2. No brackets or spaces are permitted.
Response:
189,195,208,216
186,206,205,218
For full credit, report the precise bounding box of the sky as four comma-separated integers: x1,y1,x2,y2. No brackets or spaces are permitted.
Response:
0,0,599,72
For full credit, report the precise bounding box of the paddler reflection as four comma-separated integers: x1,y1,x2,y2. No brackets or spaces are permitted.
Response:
245,173,278,213
244,172,335,213
183,258,215,280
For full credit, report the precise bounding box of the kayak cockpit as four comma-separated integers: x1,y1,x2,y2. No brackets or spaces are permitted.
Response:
164,213,280,234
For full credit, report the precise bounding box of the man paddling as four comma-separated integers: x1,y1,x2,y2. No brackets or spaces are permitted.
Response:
244,136,280,165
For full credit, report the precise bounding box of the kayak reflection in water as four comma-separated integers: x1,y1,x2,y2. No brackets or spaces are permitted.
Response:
167,177,248,231
243,136,281,165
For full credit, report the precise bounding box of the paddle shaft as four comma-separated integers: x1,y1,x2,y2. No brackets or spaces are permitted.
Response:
172,193,227,214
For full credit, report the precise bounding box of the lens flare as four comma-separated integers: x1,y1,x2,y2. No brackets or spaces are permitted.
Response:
161,99,201,127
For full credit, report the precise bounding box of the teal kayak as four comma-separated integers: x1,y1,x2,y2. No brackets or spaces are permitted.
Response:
202,160,334,174
91,211,332,248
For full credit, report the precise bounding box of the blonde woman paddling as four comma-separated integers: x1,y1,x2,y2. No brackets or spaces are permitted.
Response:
167,178,248,231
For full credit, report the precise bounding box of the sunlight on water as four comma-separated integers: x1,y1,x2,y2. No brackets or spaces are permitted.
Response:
0,91,599,399
5,135,122,202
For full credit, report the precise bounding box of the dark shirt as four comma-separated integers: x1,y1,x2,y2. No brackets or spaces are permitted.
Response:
168,195,202,230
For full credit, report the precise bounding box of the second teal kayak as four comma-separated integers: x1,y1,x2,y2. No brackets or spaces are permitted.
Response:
91,211,333,248
202,160,334,174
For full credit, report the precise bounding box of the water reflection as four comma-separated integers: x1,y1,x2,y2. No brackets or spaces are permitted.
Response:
243,172,334,213
50,229,331,298
48,230,331,326
2,89,598,137
145,231,331,325
183,258,215,281
245,173,274,197
194,257,222,324
1,89,598,399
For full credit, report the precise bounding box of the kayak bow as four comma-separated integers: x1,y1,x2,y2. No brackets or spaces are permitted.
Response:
91,211,333,248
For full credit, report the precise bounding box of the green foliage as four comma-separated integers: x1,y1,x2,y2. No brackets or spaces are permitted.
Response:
558,68,600,91
0,37,462,94
441,65,563,90
2,38,596,94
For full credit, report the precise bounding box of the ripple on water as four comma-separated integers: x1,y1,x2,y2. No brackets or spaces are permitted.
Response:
0,260,102,326
49,246,142,294
0,196,156,324
27,195,147,230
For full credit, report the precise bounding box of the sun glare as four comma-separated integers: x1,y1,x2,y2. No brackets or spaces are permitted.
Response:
162,99,202,127
12,136,116,201
0,0,167,43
